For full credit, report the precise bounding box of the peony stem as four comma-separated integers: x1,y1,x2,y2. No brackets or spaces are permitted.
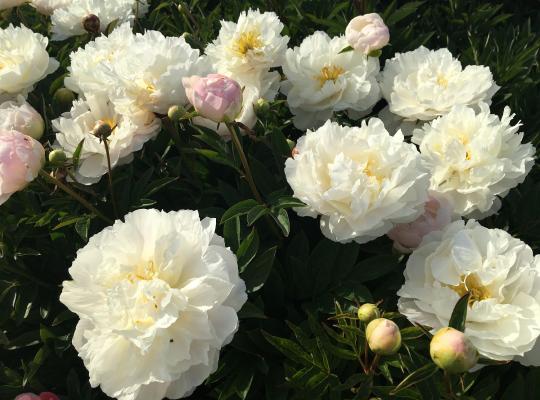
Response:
39,170,113,224
225,122,264,204
102,138,119,219
444,371,456,399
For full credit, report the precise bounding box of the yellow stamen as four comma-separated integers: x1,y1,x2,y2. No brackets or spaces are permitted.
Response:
436,75,449,88
449,274,491,306
233,31,263,56
315,65,345,87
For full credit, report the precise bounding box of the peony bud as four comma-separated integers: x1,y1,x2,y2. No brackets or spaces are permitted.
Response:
14,393,40,400
430,327,479,374
345,13,389,54
53,88,76,111
357,303,380,323
0,97,44,140
387,194,454,253
182,74,243,123
92,120,112,139
0,130,45,206
83,14,100,35
0,0,27,11
48,149,67,165
39,392,60,400
167,105,187,122
366,318,401,355
254,98,270,117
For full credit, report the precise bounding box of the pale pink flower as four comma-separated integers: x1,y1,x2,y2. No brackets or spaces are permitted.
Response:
430,327,479,373
0,97,44,140
366,318,402,355
182,74,243,123
15,394,40,400
345,13,389,54
387,195,454,253
0,129,45,205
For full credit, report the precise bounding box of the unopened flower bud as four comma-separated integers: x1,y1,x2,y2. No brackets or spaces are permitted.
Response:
53,88,75,111
357,303,380,323
345,13,389,54
254,98,270,117
0,97,44,140
83,14,100,35
92,120,112,139
15,394,40,400
366,318,401,355
430,327,478,374
168,105,186,122
48,149,67,165
39,392,60,400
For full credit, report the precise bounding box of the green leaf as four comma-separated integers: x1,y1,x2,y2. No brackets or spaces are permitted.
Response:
386,1,426,26
71,139,85,169
270,196,306,209
263,331,314,367
220,199,259,224
270,208,290,237
242,246,276,292
338,45,354,54
390,363,439,395
349,255,399,282
246,205,269,226
448,292,471,332
237,229,259,272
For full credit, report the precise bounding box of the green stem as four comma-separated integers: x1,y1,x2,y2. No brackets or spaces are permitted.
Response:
225,122,264,204
39,170,113,224
369,354,381,375
163,116,184,154
102,139,119,219
444,371,456,399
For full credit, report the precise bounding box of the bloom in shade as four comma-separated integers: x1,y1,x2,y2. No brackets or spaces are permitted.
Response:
0,25,59,102
366,318,402,355
281,31,380,130
53,92,161,184
60,209,247,400
380,46,499,121
430,327,479,373
183,74,243,123
0,0,27,10
15,395,40,400
412,103,535,217
345,13,389,54
205,9,289,76
50,0,148,41
30,0,71,15
0,96,44,140
387,194,455,253
398,219,540,363
285,119,429,244
0,129,45,206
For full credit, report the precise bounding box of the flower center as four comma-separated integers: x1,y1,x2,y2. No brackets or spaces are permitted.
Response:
128,260,158,282
456,134,472,161
436,74,449,88
315,65,345,87
449,274,491,306
363,158,383,183
233,31,263,56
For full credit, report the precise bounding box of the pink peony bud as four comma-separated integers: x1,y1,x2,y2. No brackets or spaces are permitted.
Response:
182,74,243,123
387,195,454,253
39,392,60,400
0,129,45,206
430,327,479,373
366,318,402,355
0,97,44,140
15,394,40,400
345,13,390,54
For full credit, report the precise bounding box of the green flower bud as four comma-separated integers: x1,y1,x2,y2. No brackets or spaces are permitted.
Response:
92,120,112,139
430,327,478,374
167,105,186,122
53,88,76,111
48,149,67,165
83,14,100,35
366,318,401,356
254,98,270,117
357,303,380,323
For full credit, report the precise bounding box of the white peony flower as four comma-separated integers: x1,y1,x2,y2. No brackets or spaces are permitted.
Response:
412,103,535,216
106,29,205,116
0,0,27,10
50,0,148,41
205,9,289,76
285,119,429,243
53,93,161,184
30,0,71,15
0,25,59,102
380,46,499,121
60,209,247,400
64,23,135,96
377,105,422,136
398,219,540,363
281,32,380,130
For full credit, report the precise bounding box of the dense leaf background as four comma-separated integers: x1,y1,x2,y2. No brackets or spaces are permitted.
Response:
1,0,539,399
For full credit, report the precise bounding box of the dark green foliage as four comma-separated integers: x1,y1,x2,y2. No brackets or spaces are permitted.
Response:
1,0,539,399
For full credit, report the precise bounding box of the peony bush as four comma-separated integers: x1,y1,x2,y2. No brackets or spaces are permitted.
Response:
1,1,540,399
